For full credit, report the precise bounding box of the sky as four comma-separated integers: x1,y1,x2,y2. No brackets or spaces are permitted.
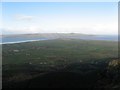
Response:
1,2,118,35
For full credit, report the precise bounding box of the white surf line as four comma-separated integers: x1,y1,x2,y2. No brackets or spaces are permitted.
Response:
1,39,49,45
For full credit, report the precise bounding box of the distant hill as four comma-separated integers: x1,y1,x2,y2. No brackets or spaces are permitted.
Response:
2,33,91,38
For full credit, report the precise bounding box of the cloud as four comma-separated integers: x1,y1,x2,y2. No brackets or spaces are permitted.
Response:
15,14,34,21
2,22,118,35
2,14,117,35
2,26,44,35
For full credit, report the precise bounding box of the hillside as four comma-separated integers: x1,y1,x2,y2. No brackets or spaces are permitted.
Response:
3,39,119,88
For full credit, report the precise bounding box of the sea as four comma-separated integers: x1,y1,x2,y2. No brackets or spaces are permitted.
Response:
1,35,118,44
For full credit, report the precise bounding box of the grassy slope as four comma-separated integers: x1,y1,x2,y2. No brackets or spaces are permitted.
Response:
3,39,118,65
2,39,119,88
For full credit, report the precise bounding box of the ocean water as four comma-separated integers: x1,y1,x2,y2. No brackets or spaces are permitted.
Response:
79,35,118,41
2,37,49,44
1,35,118,44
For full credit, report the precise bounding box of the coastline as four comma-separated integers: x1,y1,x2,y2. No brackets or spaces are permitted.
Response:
1,39,49,45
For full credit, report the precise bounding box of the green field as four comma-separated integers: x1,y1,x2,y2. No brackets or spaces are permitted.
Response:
2,39,119,88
